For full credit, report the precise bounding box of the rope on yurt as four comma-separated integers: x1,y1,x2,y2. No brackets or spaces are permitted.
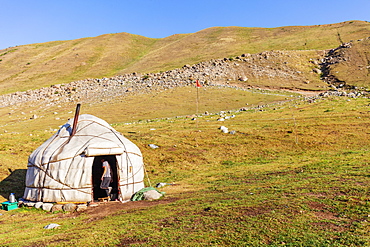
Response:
143,163,152,188
112,129,155,196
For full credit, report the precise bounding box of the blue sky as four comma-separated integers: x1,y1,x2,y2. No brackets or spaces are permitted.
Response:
1,0,369,49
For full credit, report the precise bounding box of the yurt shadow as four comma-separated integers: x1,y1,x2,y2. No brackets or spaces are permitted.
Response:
0,169,27,200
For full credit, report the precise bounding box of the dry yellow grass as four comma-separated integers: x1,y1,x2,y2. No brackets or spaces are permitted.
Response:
0,20,369,246
1,20,370,94
0,88,369,246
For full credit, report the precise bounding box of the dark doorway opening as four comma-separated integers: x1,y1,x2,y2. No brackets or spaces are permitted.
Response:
92,155,119,201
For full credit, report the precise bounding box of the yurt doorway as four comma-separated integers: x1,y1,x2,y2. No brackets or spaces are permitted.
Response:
92,155,119,201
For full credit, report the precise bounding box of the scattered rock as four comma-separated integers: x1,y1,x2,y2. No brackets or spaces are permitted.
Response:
143,190,163,201
238,76,248,81
76,204,88,212
44,223,60,229
24,202,36,207
34,202,43,209
156,182,171,188
148,144,159,149
0,46,367,108
312,68,321,74
63,203,77,212
219,126,229,133
42,203,54,212
51,204,64,213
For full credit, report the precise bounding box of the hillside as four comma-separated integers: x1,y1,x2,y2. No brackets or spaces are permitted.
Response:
0,93,369,246
0,20,370,95
321,37,370,89
0,21,369,246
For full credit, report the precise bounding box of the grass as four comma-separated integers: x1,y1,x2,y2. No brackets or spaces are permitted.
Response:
0,88,369,246
1,21,370,94
0,20,369,245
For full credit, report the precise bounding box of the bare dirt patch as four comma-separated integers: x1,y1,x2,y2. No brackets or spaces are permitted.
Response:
311,221,347,233
51,197,178,222
89,198,177,217
307,201,328,210
241,206,272,216
307,201,339,221
230,82,324,97
119,237,148,246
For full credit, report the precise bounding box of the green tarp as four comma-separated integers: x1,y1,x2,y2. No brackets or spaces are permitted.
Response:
131,187,165,201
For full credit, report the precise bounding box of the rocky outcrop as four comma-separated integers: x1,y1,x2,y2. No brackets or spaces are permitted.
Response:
320,37,370,90
320,42,352,88
0,51,319,107
0,45,368,108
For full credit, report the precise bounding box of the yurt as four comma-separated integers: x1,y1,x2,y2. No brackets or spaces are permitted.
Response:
23,108,145,203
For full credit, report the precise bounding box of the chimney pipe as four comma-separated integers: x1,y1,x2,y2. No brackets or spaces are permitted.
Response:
71,104,81,137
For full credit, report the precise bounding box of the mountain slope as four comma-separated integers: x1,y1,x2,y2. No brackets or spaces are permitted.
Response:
0,20,370,94
321,37,370,89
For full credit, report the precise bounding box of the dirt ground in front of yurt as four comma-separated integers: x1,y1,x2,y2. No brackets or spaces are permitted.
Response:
53,198,178,222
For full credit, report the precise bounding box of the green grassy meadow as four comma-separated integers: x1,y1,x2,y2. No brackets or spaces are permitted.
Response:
0,86,369,246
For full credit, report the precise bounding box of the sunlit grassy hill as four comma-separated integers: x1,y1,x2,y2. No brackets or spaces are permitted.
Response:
0,91,369,246
0,20,369,246
322,37,370,88
1,20,370,94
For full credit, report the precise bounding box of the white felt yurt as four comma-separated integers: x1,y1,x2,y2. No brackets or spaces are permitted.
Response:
23,112,145,203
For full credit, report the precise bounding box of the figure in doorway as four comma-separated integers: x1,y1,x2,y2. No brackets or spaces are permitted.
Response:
100,158,112,199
